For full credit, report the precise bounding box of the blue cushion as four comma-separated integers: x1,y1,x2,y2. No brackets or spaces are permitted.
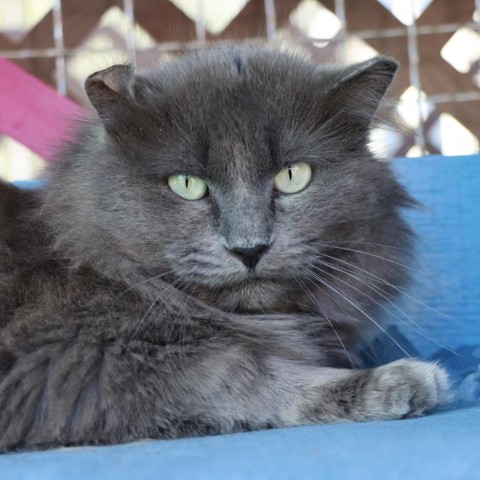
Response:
3,154,480,479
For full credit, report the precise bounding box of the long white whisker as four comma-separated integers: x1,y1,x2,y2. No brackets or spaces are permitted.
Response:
317,243,415,270
316,242,454,288
317,251,459,324
311,261,460,357
129,275,186,343
314,258,430,331
314,258,431,329
305,269,412,358
115,270,175,301
295,277,356,369
129,294,163,344
319,240,410,252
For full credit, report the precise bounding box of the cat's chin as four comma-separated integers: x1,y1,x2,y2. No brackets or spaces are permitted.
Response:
188,279,302,313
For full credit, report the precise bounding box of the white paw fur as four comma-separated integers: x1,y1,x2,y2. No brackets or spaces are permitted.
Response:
368,359,450,420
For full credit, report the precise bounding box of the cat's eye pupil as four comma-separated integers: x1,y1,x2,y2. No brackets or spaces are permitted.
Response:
273,162,312,194
168,173,207,200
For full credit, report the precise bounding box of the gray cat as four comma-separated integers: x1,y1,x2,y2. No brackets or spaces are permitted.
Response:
0,48,448,451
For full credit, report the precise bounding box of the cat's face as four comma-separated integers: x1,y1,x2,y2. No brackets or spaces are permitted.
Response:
49,49,409,312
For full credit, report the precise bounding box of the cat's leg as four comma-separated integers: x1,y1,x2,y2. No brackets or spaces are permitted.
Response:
0,323,448,452
272,358,449,425
168,356,449,429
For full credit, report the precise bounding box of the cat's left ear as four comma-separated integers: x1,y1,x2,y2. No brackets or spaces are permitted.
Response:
325,57,398,126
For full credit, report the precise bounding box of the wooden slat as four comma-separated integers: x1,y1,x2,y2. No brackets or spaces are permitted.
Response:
322,0,401,31
213,0,302,40
435,100,480,142
417,31,480,138
0,10,55,87
61,0,121,48
417,0,474,25
134,0,196,43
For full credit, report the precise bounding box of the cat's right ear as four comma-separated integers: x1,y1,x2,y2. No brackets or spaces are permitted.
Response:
322,57,398,129
85,64,135,122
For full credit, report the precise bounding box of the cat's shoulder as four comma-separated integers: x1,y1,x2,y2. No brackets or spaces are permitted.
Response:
0,180,37,214
0,181,40,255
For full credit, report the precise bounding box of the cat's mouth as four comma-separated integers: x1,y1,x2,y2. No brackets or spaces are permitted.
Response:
180,273,301,313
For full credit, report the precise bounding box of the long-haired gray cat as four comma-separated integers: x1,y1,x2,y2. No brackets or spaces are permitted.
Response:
0,47,448,451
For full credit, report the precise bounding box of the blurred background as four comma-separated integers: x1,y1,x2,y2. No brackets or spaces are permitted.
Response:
1,0,480,181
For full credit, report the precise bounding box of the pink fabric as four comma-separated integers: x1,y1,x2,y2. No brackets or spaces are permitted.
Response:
0,57,85,162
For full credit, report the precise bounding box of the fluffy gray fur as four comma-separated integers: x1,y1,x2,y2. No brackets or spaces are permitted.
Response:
0,48,448,451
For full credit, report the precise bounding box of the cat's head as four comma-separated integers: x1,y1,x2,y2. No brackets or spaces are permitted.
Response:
45,48,412,312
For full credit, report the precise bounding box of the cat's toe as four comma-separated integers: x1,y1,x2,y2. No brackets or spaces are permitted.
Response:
369,359,449,420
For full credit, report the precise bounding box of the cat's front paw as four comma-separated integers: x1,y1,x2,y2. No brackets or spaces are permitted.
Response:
367,359,449,420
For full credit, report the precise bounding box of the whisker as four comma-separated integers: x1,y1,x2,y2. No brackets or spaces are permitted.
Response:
114,270,175,301
310,261,460,357
316,242,454,288
320,260,433,334
128,295,163,344
295,277,357,369
304,268,412,358
317,251,460,324
314,258,425,328
129,275,186,343
317,243,418,272
320,239,410,252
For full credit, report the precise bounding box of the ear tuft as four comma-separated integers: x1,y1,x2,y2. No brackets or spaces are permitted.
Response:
85,64,135,120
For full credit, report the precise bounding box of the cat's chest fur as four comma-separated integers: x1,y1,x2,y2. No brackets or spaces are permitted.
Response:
0,186,341,369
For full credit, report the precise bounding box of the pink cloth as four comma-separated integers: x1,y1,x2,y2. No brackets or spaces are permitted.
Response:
0,57,84,162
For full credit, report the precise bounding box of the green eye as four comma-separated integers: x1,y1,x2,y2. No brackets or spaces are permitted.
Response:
273,162,312,194
168,174,207,200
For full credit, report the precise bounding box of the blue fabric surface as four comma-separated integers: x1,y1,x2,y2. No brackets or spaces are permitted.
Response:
3,154,480,479
2,407,480,480
394,155,480,357
395,155,479,409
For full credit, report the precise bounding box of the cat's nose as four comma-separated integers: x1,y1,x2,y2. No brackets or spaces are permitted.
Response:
229,244,270,269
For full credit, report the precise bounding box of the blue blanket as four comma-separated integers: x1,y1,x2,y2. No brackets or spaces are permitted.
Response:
2,155,480,479
394,155,480,411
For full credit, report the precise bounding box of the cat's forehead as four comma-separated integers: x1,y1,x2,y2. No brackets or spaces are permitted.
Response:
153,50,321,113
138,49,392,182
155,52,324,179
